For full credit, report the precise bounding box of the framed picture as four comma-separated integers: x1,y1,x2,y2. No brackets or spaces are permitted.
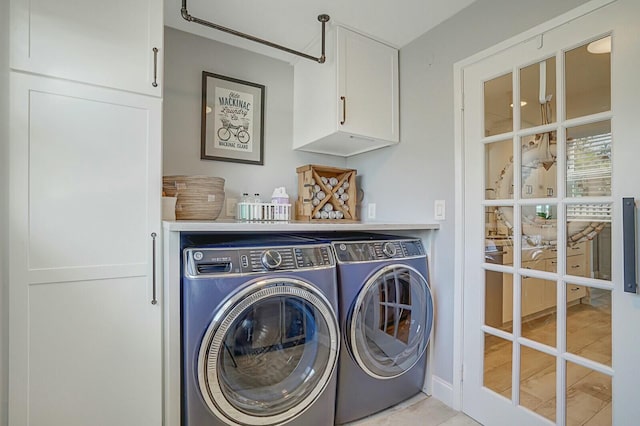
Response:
201,71,265,165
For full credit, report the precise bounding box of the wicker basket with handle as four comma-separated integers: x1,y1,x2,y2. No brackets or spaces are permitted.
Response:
162,175,225,220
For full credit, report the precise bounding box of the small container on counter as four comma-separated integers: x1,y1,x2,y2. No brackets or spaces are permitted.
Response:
236,187,291,221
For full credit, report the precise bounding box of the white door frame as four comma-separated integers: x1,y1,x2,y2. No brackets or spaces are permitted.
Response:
451,0,617,411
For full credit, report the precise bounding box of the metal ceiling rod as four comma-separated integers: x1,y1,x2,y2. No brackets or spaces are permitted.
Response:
181,0,330,63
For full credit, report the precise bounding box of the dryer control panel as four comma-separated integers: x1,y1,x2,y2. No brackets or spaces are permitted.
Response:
185,244,334,277
333,239,425,263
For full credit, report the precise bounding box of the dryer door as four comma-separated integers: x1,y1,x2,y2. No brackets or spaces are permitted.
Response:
348,264,434,379
197,278,339,425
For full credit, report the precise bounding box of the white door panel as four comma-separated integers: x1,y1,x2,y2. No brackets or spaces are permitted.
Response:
9,72,162,425
462,1,640,424
27,89,149,270
28,278,161,426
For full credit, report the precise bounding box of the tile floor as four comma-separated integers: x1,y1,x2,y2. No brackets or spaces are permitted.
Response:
345,393,480,426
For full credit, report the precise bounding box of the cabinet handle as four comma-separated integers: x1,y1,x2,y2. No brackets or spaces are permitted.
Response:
570,287,580,292
152,47,159,88
151,232,158,305
340,96,346,125
623,197,637,293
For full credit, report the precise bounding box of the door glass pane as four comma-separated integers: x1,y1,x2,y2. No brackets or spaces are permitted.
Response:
566,361,612,425
485,140,513,200
520,57,557,129
591,222,611,281
489,206,516,252
520,346,556,422
485,208,514,334
485,270,513,333
520,276,556,336
485,206,514,245
484,333,512,399
567,204,611,279
485,73,513,136
521,278,556,347
565,36,611,120
567,286,611,366
521,131,557,199
521,205,557,271
566,121,612,197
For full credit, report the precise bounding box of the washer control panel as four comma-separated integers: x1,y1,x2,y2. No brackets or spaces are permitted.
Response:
185,244,334,276
333,239,425,263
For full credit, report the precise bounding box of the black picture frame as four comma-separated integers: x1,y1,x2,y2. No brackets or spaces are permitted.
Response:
201,71,265,165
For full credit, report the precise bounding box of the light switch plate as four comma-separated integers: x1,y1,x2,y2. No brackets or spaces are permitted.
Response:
434,200,445,220
226,198,238,217
367,203,376,219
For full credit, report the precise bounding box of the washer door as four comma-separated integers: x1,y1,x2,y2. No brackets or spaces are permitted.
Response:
198,278,339,425
348,264,434,379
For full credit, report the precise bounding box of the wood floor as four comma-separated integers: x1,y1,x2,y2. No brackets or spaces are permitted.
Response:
483,290,612,425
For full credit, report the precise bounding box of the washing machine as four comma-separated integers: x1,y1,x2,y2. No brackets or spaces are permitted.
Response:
181,236,340,425
330,235,434,424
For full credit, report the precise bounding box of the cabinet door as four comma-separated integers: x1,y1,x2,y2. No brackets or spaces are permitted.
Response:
521,276,546,317
337,27,399,143
567,284,587,302
9,72,162,426
10,0,163,96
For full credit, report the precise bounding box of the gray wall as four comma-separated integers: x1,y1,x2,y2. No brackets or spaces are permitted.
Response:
346,0,591,385
140,0,596,406
163,27,346,210
1,0,9,422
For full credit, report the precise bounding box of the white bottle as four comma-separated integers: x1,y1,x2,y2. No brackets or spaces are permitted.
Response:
271,187,290,204
271,187,290,220
239,193,249,220
252,193,262,220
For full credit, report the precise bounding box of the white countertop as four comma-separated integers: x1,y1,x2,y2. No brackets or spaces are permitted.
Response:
163,219,440,232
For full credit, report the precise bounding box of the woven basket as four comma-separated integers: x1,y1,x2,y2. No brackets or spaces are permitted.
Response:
162,175,225,220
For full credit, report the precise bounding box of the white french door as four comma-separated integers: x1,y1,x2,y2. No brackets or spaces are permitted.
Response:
461,1,640,425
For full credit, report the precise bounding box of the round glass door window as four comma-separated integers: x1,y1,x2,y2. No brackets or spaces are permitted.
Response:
198,278,339,425
348,265,433,379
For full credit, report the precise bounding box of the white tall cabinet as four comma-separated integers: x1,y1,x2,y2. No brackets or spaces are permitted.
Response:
9,1,163,425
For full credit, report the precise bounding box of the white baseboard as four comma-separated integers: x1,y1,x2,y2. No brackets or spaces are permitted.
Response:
430,375,455,409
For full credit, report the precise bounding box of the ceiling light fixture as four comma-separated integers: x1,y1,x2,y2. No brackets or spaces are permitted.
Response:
181,0,330,63
587,36,612,54
510,101,528,108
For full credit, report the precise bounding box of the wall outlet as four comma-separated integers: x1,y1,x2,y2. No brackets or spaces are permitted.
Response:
367,203,376,220
434,200,445,220
226,198,238,217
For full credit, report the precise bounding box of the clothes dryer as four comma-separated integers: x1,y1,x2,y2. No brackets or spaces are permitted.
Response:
331,236,434,424
181,238,340,426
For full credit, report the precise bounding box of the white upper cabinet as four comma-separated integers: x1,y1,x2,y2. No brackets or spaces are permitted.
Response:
10,0,163,96
293,26,399,157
